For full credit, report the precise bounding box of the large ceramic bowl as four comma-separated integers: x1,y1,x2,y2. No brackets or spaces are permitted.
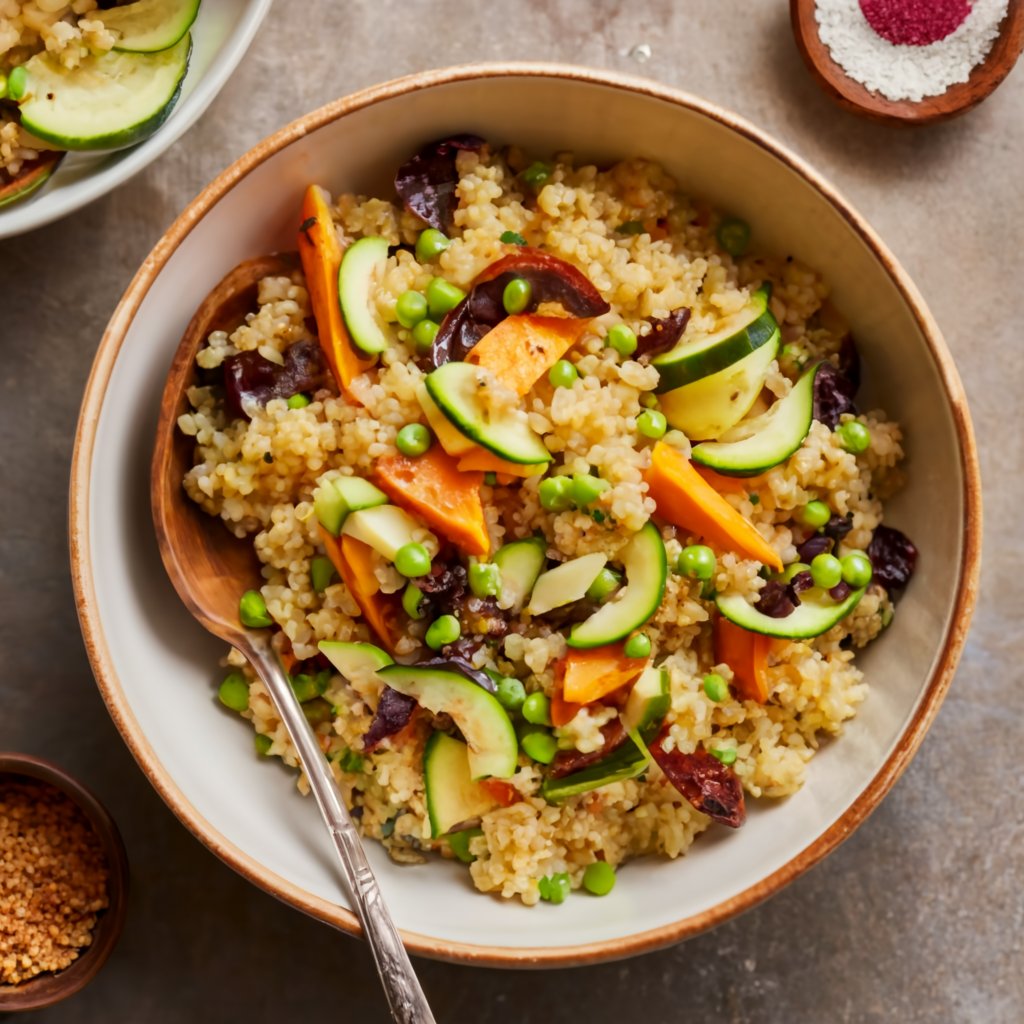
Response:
70,64,981,966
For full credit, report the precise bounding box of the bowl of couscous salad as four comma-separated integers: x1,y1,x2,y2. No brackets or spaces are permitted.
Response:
72,65,980,965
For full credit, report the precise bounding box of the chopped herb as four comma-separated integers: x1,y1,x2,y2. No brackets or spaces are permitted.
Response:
591,509,606,523
262,452,273,464
616,220,644,235
381,813,400,839
335,748,365,773
299,215,317,236
500,230,526,245
483,471,498,486
749,493,760,505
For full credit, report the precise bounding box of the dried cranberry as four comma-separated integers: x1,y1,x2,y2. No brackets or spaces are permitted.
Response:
813,360,858,430
635,307,691,358
756,580,798,618
223,340,324,420
790,570,815,595
455,594,510,639
548,720,627,778
823,513,854,544
838,333,861,391
796,534,834,563
417,561,468,605
867,525,918,598
649,737,745,828
419,656,496,693
830,581,853,602
394,134,485,231
362,687,416,751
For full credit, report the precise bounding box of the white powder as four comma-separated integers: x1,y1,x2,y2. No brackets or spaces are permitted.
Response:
815,0,1009,101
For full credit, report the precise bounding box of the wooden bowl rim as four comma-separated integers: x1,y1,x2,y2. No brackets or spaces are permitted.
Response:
68,62,982,968
0,754,129,1009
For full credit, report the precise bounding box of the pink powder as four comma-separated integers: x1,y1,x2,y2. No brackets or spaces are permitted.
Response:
858,0,972,45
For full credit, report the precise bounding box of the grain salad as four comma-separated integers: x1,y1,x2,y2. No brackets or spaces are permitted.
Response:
176,137,918,905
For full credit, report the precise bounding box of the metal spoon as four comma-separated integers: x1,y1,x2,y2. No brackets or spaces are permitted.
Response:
151,253,435,1024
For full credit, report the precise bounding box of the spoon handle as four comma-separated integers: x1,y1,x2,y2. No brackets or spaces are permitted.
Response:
241,632,436,1024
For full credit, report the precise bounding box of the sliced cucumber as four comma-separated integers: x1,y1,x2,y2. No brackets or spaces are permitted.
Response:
341,504,435,562
621,666,670,743
416,382,476,456
716,585,865,639
424,362,552,465
338,236,390,355
568,523,667,649
540,738,648,803
659,328,779,441
314,475,388,536
17,33,191,150
0,151,63,209
652,286,776,392
527,553,607,616
424,732,501,837
492,537,547,613
692,360,822,476
377,664,518,779
94,0,200,53
318,640,394,679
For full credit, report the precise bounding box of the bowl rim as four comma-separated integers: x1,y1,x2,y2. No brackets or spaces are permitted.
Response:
0,753,129,1009
68,61,982,968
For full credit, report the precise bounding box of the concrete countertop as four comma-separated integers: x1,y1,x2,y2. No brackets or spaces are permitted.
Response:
1,2,1020,1021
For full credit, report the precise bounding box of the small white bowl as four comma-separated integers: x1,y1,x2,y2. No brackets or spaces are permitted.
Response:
0,0,272,240
70,64,981,966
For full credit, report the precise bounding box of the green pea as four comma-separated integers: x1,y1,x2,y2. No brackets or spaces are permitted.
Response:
217,672,249,712
468,558,501,598
402,582,427,621
415,228,450,262
637,409,667,439
411,318,440,352
290,672,323,703
800,500,831,528
395,542,431,578
836,421,871,454
606,323,637,357
496,676,527,714
780,561,810,583
239,589,272,628
521,729,557,764
303,697,334,726
500,230,526,246
716,217,751,257
396,422,432,457
616,220,644,236
810,552,843,589
502,277,532,315
522,692,552,726
623,633,651,659
640,393,660,409
841,551,873,589
7,65,27,102
585,566,622,603
448,828,483,864
570,473,610,507
539,475,573,512
703,672,729,702
582,861,616,896
426,277,466,320
425,614,460,650
521,162,551,189
677,545,716,581
254,734,273,757
548,359,578,389
310,554,336,593
286,393,310,409
396,290,428,328
538,871,571,903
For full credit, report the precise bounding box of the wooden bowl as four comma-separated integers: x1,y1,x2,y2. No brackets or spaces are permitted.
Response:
791,0,1024,124
0,755,128,1012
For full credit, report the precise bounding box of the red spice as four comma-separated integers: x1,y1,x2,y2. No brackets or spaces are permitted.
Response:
859,0,972,46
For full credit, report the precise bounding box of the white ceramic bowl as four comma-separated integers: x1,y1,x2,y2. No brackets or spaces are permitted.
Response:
0,0,272,240
71,65,981,966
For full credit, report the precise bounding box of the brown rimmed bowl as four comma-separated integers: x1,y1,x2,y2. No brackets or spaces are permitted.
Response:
0,754,128,1010
69,63,981,967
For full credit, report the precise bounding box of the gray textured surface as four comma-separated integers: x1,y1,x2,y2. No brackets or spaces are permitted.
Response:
1,2,1021,1021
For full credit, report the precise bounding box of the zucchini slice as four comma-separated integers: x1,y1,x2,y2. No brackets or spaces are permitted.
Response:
313,475,388,536
424,361,552,465
0,151,63,209
17,33,191,150
652,286,776,392
338,236,391,355
318,640,394,679
568,523,667,649
492,537,547,613
527,553,607,616
424,732,502,837
691,360,822,476
621,666,670,743
94,0,200,53
540,738,648,802
659,329,779,441
716,586,865,639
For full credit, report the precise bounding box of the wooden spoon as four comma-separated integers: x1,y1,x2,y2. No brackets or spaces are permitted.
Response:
152,255,435,1024
791,0,1024,124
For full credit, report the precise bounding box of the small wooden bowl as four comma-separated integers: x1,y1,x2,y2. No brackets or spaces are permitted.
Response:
0,754,129,1012
791,0,1024,124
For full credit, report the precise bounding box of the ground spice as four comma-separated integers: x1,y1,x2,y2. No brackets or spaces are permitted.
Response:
0,780,109,986
815,0,1009,101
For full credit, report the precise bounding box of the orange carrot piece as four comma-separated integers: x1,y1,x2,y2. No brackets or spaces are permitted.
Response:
694,464,768,496
456,447,546,478
465,314,589,397
374,448,490,557
713,616,772,703
319,526,402,652
480,779,519,807
561,644,649,705
298,184,374,399
645,441,783,571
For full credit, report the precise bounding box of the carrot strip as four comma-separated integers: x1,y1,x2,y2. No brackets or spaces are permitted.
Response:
561,644,648,705
465,314,589,397
695,464,768,496
374,448,490,557
319,526,402,652
480,779,519,807
645,441,783,571
298,184,374,399
456,448,546,478
713,616,772,703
